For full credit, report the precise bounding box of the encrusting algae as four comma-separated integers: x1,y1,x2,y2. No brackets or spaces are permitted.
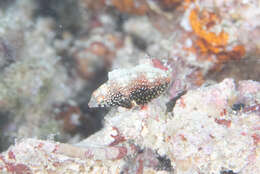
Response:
189,7,246,68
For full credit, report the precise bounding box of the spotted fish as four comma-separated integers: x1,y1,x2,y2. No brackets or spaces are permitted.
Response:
88,59,172,108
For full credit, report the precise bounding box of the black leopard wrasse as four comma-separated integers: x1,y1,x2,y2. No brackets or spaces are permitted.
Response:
88,59,172,108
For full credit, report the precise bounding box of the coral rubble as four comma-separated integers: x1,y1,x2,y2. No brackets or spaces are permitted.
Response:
0,0,259,173
0,79,259,173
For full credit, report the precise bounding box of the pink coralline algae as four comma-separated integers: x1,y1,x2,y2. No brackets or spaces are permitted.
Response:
0,79,259,174
88,59,171,108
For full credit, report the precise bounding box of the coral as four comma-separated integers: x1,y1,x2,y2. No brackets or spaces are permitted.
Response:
55,103,100,137
155,0,183,10
1,79,259,174
56,104,84,134
82,0,106,11
70,31,122,80
157,0,195,10
189,8,229,47
111,0,150,15
0,0,72,149
0,0,259,173
0,1,61,110
81,0,194,16
36,0,86,33
109,0,195,15
188,7,246,69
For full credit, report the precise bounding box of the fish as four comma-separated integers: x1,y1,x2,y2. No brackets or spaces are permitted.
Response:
88,59,172,108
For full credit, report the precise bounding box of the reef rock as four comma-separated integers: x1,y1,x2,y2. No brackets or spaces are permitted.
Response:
1,79,259,174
